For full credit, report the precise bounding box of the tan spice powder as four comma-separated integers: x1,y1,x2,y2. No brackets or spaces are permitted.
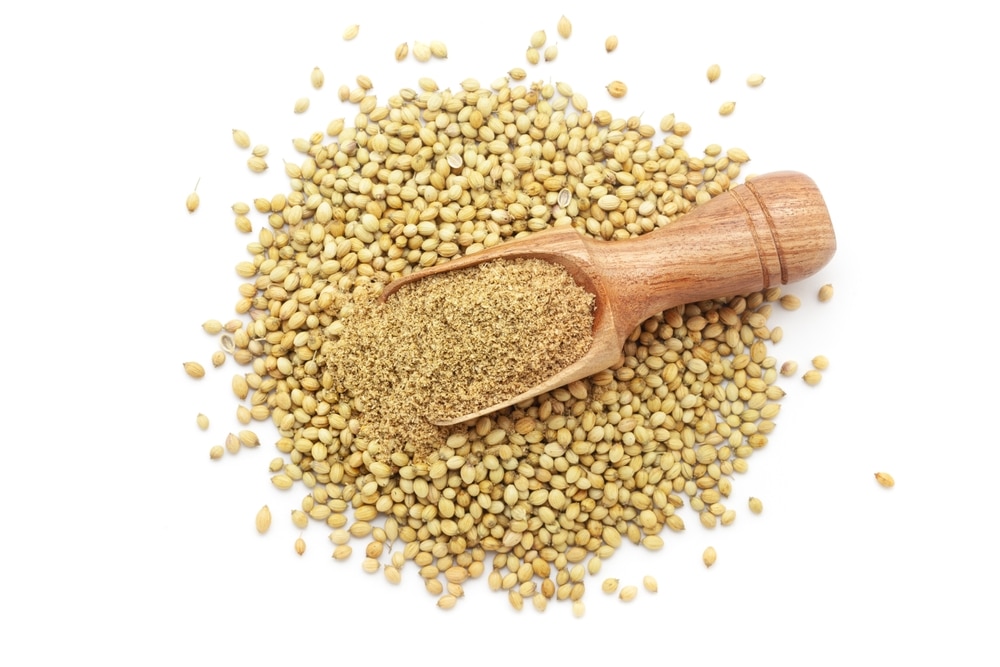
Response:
328,258,594,462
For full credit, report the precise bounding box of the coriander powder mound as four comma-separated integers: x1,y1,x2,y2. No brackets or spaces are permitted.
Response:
328,258,594,462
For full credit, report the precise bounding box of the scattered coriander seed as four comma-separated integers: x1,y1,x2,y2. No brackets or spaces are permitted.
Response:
413,41,431,62
601,578,619,594
196,413,209,430
802,369,822,386
719,101,736,116
749,497,764,514
703,546,717,568
525,47,540,65
225,433,241,455
606,80,627,98
508,67,526,80
747,73,766,87
231,129,250,149
394,42,408,61
780,360,798,376
780,294,801,310
385,566,402,585
619,585,638,602
544,44,558,62
209,445,224,460
332,545,352,560
529,29,546,48
295,537,306,555
812,355,830,370
183,361,205,379
875,472,895,488
310,66,324,89
246,156,267,173
291,510,308,529
251,144,268,158
642,575,658,593
557,15,572,39
572,600,585,618
202,319,223,334
604,35,618,52
818,283,834,302
186,178,200,213
293,97,309,114
437,594,458,610
707,63,721,82
255,505,271,534
429,40,448,58
342,24,359,41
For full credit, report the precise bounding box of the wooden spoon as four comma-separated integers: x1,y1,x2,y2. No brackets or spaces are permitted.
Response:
380,171,836,425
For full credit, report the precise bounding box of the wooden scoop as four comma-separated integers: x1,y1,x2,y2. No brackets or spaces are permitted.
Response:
380,171,836,425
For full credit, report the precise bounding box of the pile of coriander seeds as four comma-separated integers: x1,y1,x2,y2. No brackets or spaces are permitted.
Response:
199,34,806,614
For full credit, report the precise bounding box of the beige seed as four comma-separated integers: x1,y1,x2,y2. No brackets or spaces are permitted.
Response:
255,505,271,534
332,545,352,560
572,600,585,618
356,74,373,90
310,66,324,89
606,80,627,98
342,24,359,41
749,497,764,514
413,41,431,62
812,355,830,370
719,101,736,116
196,413,209,430
293,97,309,114
291,510,308,529
237,430,259,448
271,474,293,490
183,361,205,379
780,360,798,377
225,433,240,455
604,35,618,52
525,47,539,65
394,42,408,61
247,156,267,173
232,129,250,148
747,73,766,87
727,147,750,163
707,63,721,82
544,44,558,62
429,40,448,58
201,319,222,334
209,445,224,460
703,546,717,568
619,585,638,602
601,578,619,594
818,283,834,302
779,294,801,310
186,180,200,213
643,575,658,593
802,370,822,386
641,535,664,551
437,594,458,610
875,472,895,488
418,76,437,92
361,557,380,574
384,566,402,585
557,15,572,39
232,374,249,400
529,29,546,48
294,537,306,555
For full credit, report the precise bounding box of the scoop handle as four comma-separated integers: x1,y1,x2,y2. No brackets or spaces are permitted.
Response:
590,171,836,329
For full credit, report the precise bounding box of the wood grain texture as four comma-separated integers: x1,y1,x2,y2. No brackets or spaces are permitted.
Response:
380,171,836,424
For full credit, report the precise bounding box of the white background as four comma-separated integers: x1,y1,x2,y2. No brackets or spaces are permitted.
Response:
3,1,997,664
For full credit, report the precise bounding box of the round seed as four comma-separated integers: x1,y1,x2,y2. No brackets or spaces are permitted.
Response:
802,370,822,386
707,64,721,82
703,546,717,568
606,80,627,98
618,585,638,602
747,73,765,87
818,283,834,302
642,575,658,593
394,42,408,61
719,101,736,116
232,129,250,148
295,537,306,555
255,505,271,534
196,413,209,430
557,15,572,39
812,355,830,370
183,361,205,379
875,472,895,488
748,497,763,514
604,35,618,52
293,97,309,114
342,24,359,41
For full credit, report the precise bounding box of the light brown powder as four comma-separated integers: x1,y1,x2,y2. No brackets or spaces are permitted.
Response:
328,258,594,462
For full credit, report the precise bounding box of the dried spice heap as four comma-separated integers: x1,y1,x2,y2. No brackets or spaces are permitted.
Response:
199,23,805,612
328,258,594,463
